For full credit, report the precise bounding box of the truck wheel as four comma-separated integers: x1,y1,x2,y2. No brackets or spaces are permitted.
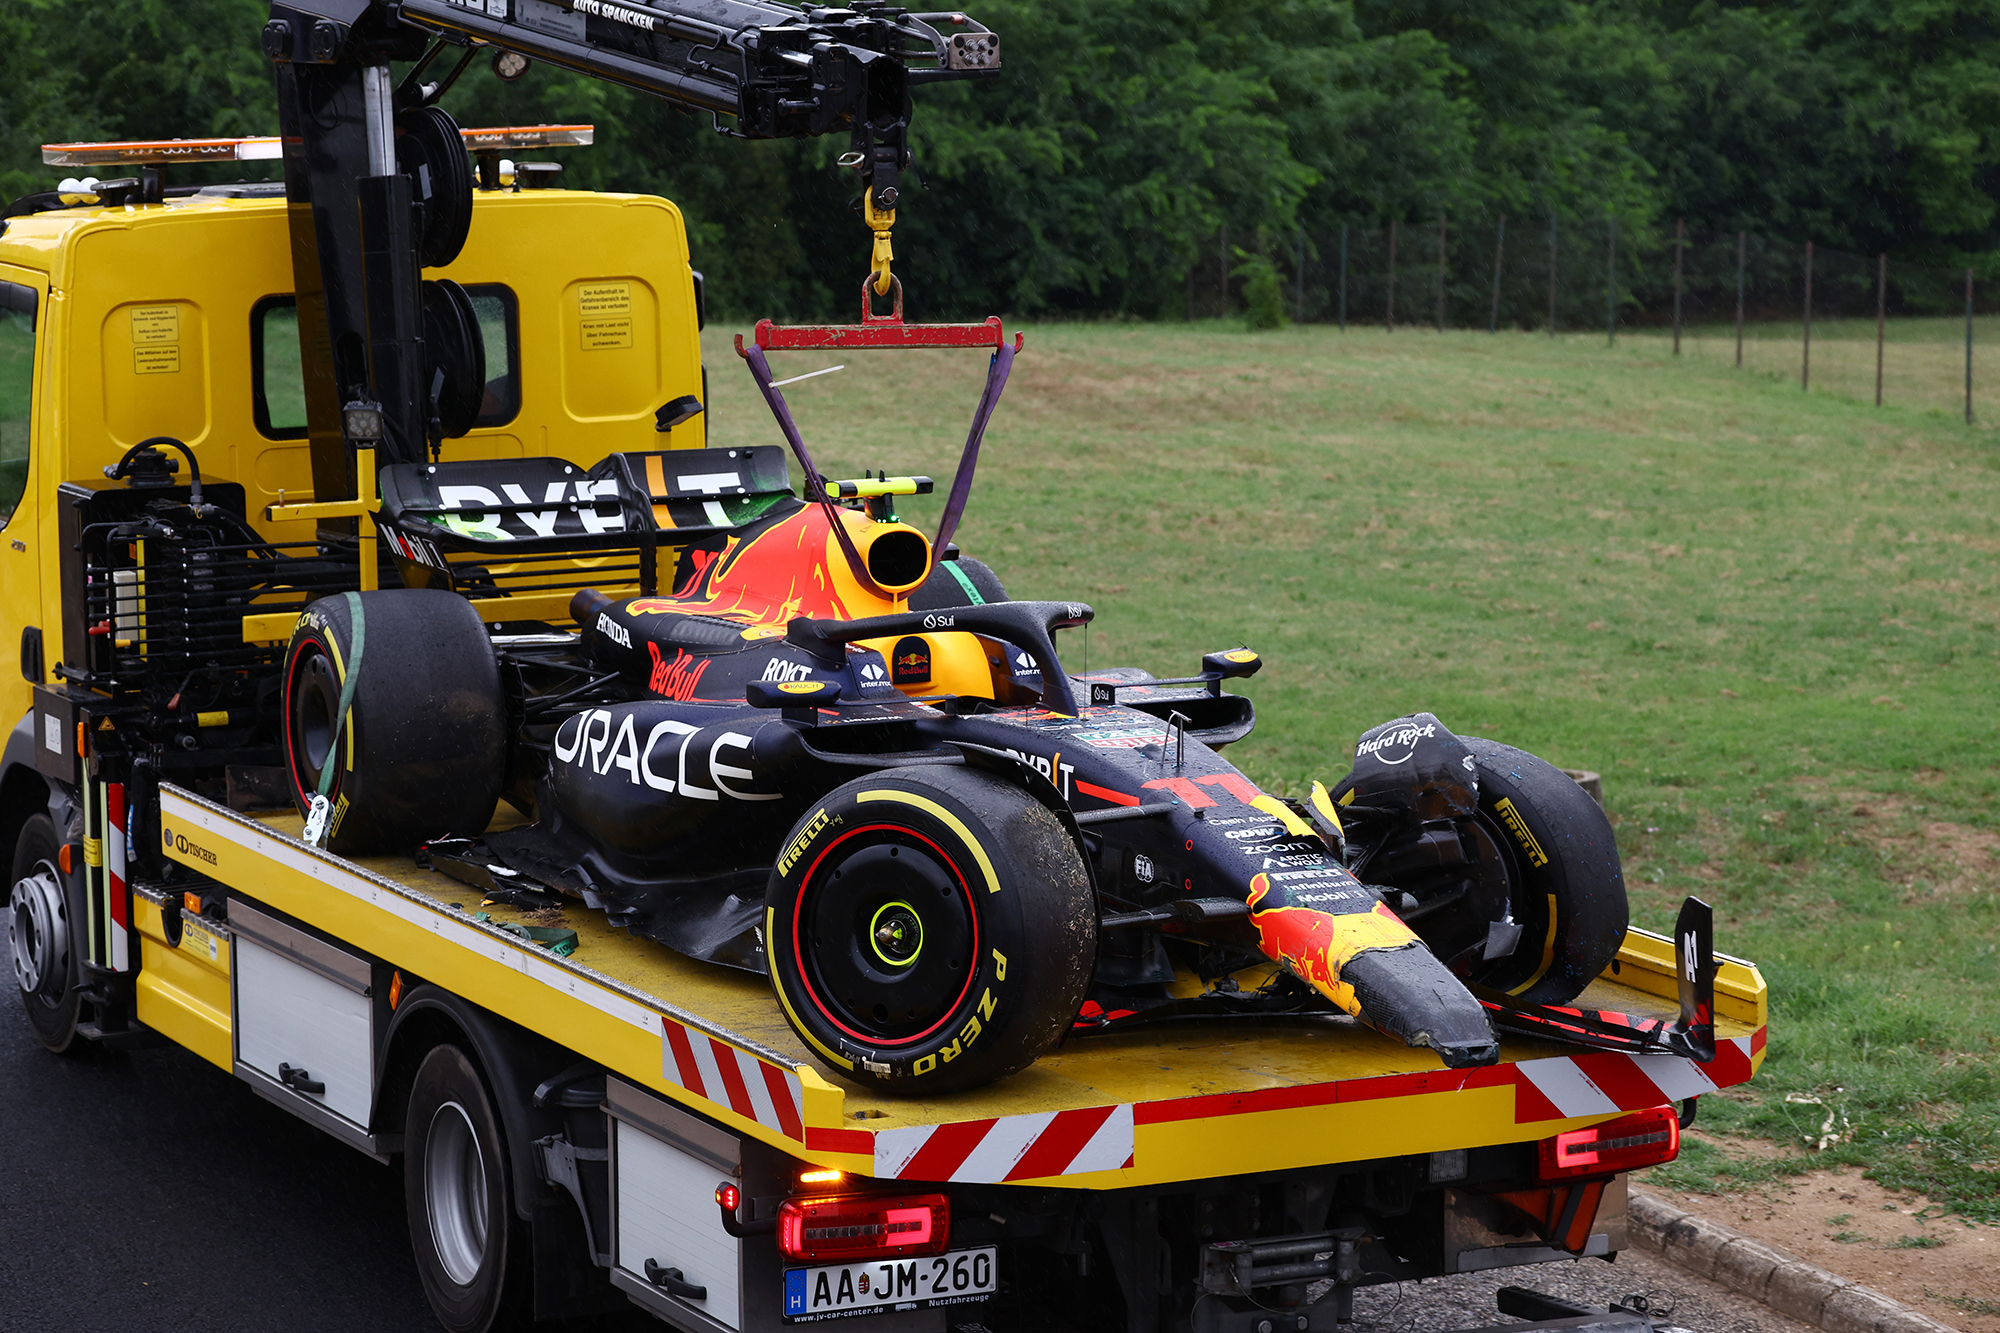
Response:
405,1044,533,1333
767,766,1095,1095
1460,738,1628,1004
282,590,505,854
10,813,82,1054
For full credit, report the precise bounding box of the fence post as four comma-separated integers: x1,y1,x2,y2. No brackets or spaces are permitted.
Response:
1875,253,1886,407
1219,224,1229,316
1735,231,1745,368
1673,218,1684,355
1387,219,1398,333
1339,224,1348,332
1802,240,1813,392
1436,211,1447,333
1187,262,1195,323
1966,267,1975,425
1296,228,1306,325
1606,216,1617,346
1490,215,1506,334
1548,213,1558,337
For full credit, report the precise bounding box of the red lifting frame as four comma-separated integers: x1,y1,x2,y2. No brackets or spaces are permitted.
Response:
744,276,1018,352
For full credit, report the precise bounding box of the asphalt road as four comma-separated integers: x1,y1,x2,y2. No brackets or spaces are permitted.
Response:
2,1009,1811,1333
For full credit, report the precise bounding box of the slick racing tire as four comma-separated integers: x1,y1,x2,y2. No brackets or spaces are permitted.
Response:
283,590,504,854
404,1044,534,1333
767,766,1094,1094
10,813,83,1055
907,554,1007,612
1459,738,1627,1004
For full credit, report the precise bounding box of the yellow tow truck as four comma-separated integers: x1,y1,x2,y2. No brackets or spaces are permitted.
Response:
0,3,1766,1332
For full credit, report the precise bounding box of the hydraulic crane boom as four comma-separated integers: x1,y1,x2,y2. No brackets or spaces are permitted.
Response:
260,0,997,504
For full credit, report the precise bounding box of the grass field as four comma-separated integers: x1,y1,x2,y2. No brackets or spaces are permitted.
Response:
703,320,2000,1220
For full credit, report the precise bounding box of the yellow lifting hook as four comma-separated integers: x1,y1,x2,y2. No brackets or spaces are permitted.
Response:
863,189,895,296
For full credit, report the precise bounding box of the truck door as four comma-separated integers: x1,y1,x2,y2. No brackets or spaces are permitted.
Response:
0,272,43,724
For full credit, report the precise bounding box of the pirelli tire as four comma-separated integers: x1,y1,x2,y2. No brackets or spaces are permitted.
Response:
766,766,1095,1094
282,590,505,855
907,554,1008,612
1460,737,1628,1004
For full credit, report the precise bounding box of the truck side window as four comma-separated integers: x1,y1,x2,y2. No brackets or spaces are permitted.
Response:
252,285,521,439
467,285,520,425
0,280,33,528
252,296,308,439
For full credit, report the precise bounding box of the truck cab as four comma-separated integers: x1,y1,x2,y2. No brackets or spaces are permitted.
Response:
0,160,705,741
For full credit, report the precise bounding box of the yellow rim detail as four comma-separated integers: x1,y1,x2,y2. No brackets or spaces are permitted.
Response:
316,627,357,774
767,906,855,1069
858,789,1001,893
868,900,922,966
1505,893,1562,996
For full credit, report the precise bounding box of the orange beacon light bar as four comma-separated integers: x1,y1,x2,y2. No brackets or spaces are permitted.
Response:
43,125,593,168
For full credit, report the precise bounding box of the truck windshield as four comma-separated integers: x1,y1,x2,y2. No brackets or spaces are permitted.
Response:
0,281,32,528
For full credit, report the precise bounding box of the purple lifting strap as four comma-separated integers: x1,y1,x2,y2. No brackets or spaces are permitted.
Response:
740,340,1018,598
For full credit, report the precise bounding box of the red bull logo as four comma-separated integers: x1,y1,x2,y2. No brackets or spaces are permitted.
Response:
890,635,931,685
647,641,713,701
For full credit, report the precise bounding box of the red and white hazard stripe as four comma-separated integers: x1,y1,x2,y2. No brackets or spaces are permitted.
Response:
1510,1035,1757,1122
873,1104,1135,1183
661,1016,804,1141
105,782,130,972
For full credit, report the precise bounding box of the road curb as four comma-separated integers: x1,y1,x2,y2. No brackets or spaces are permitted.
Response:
1627,1188,1963,1333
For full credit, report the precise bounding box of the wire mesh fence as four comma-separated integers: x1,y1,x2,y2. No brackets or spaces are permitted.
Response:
1193,219,1999,424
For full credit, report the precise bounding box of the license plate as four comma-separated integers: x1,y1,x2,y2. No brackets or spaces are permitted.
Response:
783,1246,997,1322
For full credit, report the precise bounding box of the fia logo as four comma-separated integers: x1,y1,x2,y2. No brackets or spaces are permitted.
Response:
1133,854,1156,885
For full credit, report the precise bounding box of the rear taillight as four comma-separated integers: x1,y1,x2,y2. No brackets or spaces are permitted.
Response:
1537,1106,1680,1181
776,1193,950,1263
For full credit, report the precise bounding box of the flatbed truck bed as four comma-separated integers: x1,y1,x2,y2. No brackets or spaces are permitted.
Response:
148,783,1767,1192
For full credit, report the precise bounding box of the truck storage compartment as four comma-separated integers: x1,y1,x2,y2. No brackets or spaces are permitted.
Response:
229,899,375,1128
610,1077,747,1331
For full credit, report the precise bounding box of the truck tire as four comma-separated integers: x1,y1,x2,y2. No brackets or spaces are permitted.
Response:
767,766,1095,1095
10,813,82,1054
1460,738,1628,1004
282,590,504,854
405,1043,534,1333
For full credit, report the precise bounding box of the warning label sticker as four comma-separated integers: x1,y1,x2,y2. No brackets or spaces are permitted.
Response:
131,305,179,343
579,282,631,314
580,317,633,350
579,283,635,350
134,345,181,375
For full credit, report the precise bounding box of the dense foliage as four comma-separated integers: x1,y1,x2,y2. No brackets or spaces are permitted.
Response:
4,0,1998,316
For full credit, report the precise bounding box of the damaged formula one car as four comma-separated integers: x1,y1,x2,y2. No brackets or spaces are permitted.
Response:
282,329,1634,1095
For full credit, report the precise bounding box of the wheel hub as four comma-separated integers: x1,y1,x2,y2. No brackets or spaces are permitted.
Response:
9,861,67,999
289,647,341,791
801,835,976,1043
869,902,923,966
424,1100,490,1286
